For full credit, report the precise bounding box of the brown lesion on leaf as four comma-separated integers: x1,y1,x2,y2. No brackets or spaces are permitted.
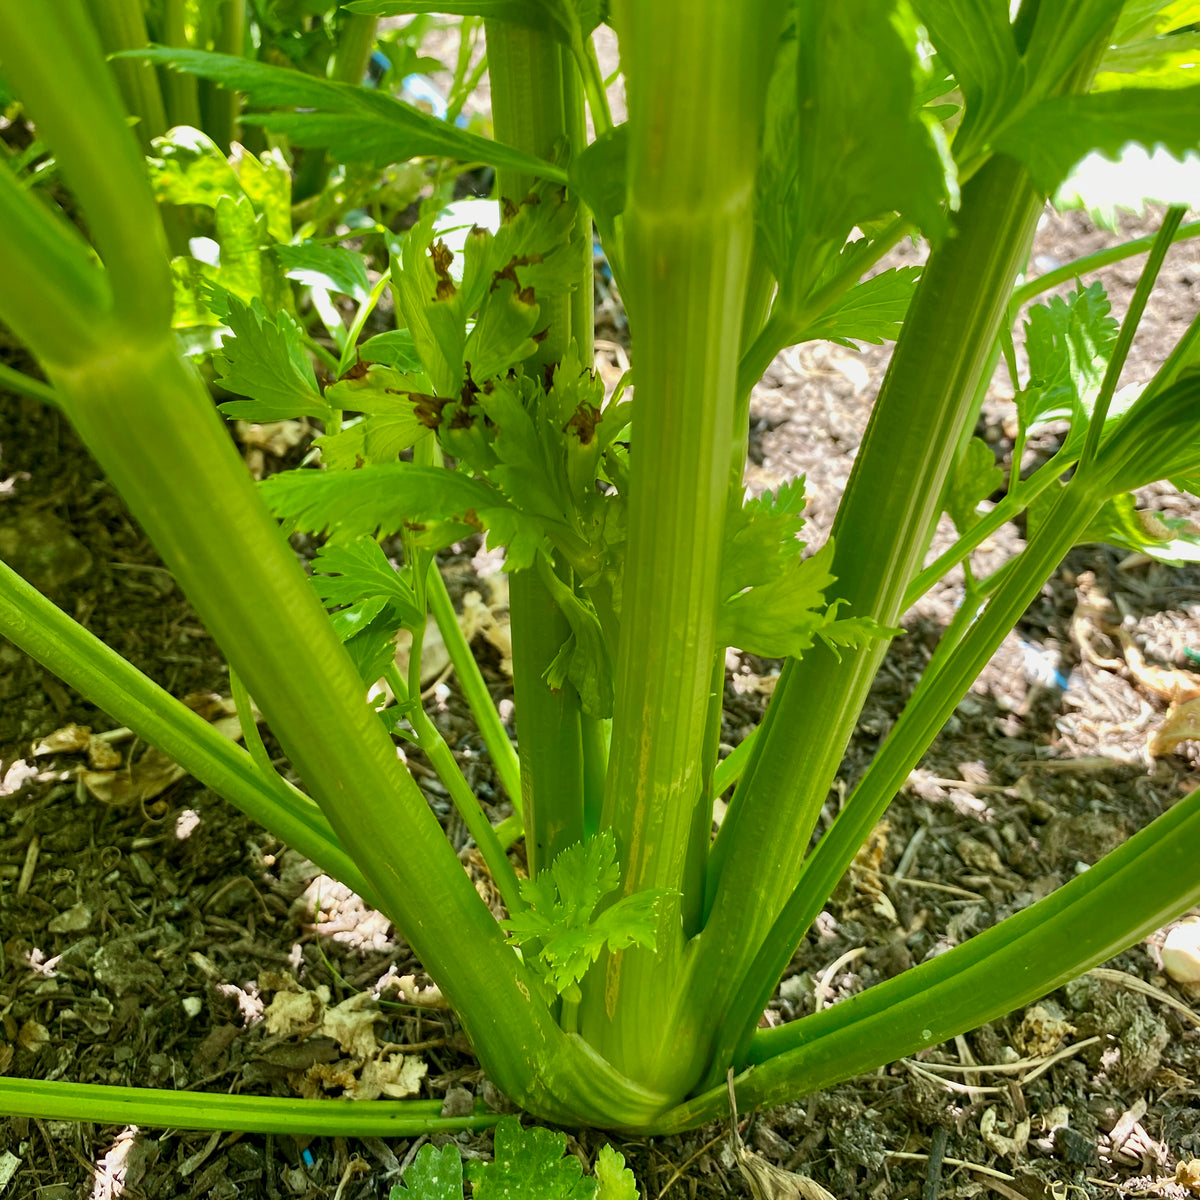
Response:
491,255,543,300
566,402,602,444
428,239,457,301
462,508,483,531
402,520,427,533
410,392,448,430
339,354,371,382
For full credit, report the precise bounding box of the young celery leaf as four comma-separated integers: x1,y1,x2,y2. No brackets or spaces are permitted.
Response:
214,193,285,309
387,1119,638,1200
1082,494,1200,565
146,125,241,209
231,143,291,244
719,540,837,659
722,479,808,591
124,48,568,182
310,536,423,627
327,596,402,689
759,2,955,311
946,437,1004,535
209,290,332,422
319,366,433,468
1017,282,1118,451
908,0,1020,158
594,1145,637,1200
389,1141,464,1200
275,244,371,303
356,329,422,373
392,211,468,399
468,1119,596,1200
540,564,614,719
794,265,922,347
500,831,670,1001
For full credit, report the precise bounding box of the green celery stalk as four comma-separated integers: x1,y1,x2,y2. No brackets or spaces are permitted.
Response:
486,19,590,875
693,151,1044,1055
577,0,783,1096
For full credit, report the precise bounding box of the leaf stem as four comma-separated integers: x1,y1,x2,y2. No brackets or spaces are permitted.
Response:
1077,204,1186,475
425,565,521,810
389,662,526,916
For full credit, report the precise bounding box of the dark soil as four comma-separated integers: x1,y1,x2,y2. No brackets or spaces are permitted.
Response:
1,207,1199,1200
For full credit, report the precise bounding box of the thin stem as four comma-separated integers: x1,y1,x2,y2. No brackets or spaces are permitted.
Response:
902,451,1073,608
159,0,201,128
579,35,613,136
486,18,589,877
338,273,391,376
82,0,168,150
201,0,245,153
228,665,276,783
1010,218,1200,311
386,664,525,916
0,361,60,408
1078,205,1186,475
0,1077,501,1135
426,566,521,810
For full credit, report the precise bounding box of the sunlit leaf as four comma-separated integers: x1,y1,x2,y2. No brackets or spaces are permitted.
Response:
209,290,331,421
276,243,371,301
994,85,1200,195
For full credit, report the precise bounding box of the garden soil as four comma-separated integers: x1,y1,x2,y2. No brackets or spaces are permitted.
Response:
1,208,1199,1200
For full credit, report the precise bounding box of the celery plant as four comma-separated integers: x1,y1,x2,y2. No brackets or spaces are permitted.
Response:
2,0,1200,1138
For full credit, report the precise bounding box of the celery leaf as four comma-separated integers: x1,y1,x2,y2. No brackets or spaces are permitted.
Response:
909,0,1019,150
945,437,1003,535
125,48,567,182
1016,282,1117,446
311,536,422,627
594,1146,637,1200
468,1119,596,1200
389,1141,464,1200
718,540,837,659
501,832,670,999
210,291,331,422
721,480,808,595
1081,494,1200,564
796,266,922,347
275,244,371,302
327,597,402,688
389,1120,638,1200
759,2,955,310
994,85,1200,194
261,463,551,564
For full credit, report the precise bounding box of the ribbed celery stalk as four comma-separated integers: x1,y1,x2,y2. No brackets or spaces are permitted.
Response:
698,152,1043,982
576,0,781,1094
82,0,168,149
159,0,201,128
693,15,1126,1040
200,0,244,152
485,20,591,874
